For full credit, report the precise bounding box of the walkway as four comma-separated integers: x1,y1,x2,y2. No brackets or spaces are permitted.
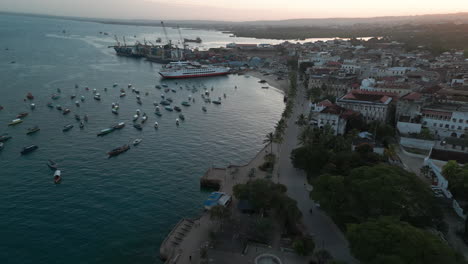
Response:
275,75,358,263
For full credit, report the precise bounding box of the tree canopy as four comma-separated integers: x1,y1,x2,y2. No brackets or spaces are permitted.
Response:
347,217,466,264
312,165,442,228
442,161,468,202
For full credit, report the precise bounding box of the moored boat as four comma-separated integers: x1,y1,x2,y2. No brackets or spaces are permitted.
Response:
17,112,28,118
30,103,36,110
165,106,173,111
0,133,12,142
79,121,84,129
62,124,74,132
181,101,191,106
8,119,23,126
56,105,62,111
174,106,181,112
108,144,130,157
112,109,119,115
21,145,38,155
133,124,143,130
75,114,80,121
62,108,71,115
26,92,34,100
97,127,115,136
47,102,54,108
133,138,142,146
202,106,207,112
26,126,40,135
47,159,58,170
54,170,62,184
113,122,125,129
178,114,185,120
212,100,221,105
154,122,159,129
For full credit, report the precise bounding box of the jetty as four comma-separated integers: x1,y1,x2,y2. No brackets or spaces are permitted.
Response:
159,144,274,263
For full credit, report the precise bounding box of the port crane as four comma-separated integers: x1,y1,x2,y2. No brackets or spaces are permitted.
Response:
177,25,187,50
160,21,171,46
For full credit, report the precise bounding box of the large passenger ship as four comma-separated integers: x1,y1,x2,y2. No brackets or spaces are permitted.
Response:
158,61,230,79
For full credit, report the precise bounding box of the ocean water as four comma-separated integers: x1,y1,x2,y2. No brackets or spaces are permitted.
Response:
0,14,284,264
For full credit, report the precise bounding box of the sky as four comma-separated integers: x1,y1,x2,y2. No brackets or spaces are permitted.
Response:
1,0,468,21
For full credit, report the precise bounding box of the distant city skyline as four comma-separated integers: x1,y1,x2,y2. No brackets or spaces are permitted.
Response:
0,0,467,21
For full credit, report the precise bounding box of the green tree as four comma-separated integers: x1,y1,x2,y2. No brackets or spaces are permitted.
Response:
314,249,333,264
293,236,315,256
347,217,466,264
297,113,308,126
209,205,231,230
263,132,275,154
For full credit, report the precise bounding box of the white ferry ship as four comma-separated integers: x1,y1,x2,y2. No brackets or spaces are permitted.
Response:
158,61,230,79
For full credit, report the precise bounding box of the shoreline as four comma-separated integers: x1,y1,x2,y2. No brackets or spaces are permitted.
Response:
159,73,289,263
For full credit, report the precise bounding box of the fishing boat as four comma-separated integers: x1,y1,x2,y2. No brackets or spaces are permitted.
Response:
93,89,97,94
57,88,62,93
0,133,12,142
75,101,80,107
47,160,58,170
128,84,132,88
62,108,71,115
141,115,148,123
94,94,101,100
133,115,139,121
47,102,54,108
113,83,118,87
26,92,34,100
21,145,38,155
212,100,221,105
181,101,191,106
155,112,162,117
161,94,165,99
171,89,177,93
97,127,114,136
51,94,60,100
202,106,207,112
81,96,85,102
136,109,141,116
113,122,125,129
155,85,162,89
179,114,185,120
79,121,84,129
8,119,23,126
133,124,143,130
56,105,62,111
70,95,76,99
112,109,119,115
174,106,181,112
30,103,36,110
133,138,142,146
75,114,80,121
153,101,159,106
161,84,168,88
262,86,269,89
108,144,130,157
62,124,74,132
258,80,267,83
84,115,88,122
54,170,62,184
176,118,180,126
160,100,170,106
137,100,142,105
166,98,173,103
164,88,170,93
26,126,40,135
154,122,159,129
165,106,173,111
120,92,126,97
17,112,28,118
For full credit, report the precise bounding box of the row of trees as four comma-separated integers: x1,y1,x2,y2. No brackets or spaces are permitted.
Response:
291,124,466,263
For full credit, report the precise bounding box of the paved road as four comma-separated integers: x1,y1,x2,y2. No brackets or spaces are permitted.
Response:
277,76,358,263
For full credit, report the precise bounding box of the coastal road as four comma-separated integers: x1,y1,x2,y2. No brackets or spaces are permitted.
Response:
277,75,358,263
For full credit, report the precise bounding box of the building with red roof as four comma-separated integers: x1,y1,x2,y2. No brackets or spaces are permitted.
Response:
337,89,393,123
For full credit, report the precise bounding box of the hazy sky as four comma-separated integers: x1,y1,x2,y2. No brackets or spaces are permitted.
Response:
1,0,468,21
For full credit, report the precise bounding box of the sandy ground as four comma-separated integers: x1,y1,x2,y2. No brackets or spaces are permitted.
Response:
245,70,289,94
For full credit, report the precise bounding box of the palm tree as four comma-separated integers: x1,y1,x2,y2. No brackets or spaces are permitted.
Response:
296,113,308,126
264,132,275,154
298,126,313,146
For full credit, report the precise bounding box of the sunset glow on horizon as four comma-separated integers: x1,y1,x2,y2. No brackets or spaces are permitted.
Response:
1,0,468,21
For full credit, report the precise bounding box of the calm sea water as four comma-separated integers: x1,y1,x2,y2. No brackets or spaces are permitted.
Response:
0,14,284,264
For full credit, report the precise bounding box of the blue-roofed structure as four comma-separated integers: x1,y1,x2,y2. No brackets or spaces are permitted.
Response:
203,192,225,210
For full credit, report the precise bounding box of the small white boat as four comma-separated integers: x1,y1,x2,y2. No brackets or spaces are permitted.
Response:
30,103,36,109
154,122,159,129
113,83,118,87
176,118,180,126
93,88,97,94
133,114,139,121
81,96,85,102
54,170,62,184
75,101,80,107
136,109,141,115
128,84,132,88
133,138,142,146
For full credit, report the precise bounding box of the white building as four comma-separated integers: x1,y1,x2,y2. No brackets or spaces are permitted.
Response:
337,90,393,123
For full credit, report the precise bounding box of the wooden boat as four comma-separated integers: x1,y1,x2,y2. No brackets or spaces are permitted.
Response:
133,138,142,146
62,124,74,132
108,144,130,157
21,145,38,155
165,106,173,111
97,128,115,136
26,92,34,100
178,114,185,121
0,134,12,142
26,126,40,135
17,112,28,118
133,124,143,130
174,106,181,112
181,101,191,107
54,170,62,184
8,119,23,126
47,160,58,170
62,109,71,115
212,100,221,105
113,122,125,129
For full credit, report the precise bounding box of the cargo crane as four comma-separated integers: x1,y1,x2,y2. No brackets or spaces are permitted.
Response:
160,21,171,46
177,25,187,50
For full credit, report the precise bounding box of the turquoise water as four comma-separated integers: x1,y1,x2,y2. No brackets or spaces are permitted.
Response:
0,14,284,264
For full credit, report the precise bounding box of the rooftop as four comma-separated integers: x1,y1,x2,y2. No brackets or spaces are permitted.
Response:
339,89,394,104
